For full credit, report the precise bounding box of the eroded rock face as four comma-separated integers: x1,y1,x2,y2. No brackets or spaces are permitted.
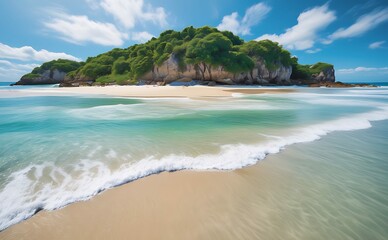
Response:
13,69,66,85
57,74,95,87
141,55,292,85
311,67,335,83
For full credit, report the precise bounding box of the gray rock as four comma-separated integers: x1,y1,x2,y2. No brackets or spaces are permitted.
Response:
311,67,335,83
140,54,293,85
14,69,67,85
215,78,235,85
208,81,216,86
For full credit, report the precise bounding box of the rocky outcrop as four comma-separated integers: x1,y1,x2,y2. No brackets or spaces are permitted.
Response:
309,81,376,88
58,75,95,87
140,55,292,85
310,66,335,83
58,82,92,87
13,69,66,85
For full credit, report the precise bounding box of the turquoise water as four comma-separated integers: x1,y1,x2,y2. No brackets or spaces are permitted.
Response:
0,84,388,234
209,121,388,240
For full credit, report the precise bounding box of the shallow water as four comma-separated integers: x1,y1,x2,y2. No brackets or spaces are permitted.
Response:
205,120,388,240
0,85,387,232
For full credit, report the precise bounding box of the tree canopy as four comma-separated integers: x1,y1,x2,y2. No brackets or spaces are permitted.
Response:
63,26,297,83
31,59,84,74
290,57,334,80
22,26,332,84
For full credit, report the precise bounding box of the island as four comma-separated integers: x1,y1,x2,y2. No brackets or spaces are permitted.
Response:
13,26,336,87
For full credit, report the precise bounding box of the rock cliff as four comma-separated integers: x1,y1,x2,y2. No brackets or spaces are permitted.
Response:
13,28,336,87
141,55,292,85
12,69,67,85
310,65,335,83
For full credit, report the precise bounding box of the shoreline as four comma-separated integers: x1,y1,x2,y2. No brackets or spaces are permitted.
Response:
1,102,387,236
2,121,388,239
15,85,296,98
0,148,300,240
1,86,387,239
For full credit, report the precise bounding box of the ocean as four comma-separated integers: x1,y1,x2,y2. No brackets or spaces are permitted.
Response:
0,82,387,238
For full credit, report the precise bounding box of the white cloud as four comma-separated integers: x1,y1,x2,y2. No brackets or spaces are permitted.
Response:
369,40,385,49
218,13,241,35
44,12,128,46
306,48,322,54
325,8,388,44
256,4,336,50
0,60,40,82
99,0,168,29
217,3,271,35
0,43,81,62
338,66,388,74
131,31,155,43
0,60,38,71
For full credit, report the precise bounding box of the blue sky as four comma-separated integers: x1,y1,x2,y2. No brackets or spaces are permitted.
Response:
0,0,387,82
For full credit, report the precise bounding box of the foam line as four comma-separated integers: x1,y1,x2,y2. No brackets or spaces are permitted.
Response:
1,107,388,231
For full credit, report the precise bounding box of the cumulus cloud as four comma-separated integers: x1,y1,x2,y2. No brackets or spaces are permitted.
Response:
256,4,336,50
217,3,271,35
0,60,40,82
337,66,388,74
218,13,241,34
43,1,166,46
0,60,39,71
0,43,81,62
324,8,388,44
44,12,128,46
131,31,155,43
369,40,385,49
99,0,168,29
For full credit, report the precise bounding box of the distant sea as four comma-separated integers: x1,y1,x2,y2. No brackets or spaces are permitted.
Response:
0,82,59,88
0,81,387,239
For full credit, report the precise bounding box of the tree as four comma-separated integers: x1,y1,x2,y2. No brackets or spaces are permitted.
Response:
25,26,327,84
32,59,83,74
240,40,292,70
221,31,244,45
112,57,130,75
185,33,233,80
224,52,254,74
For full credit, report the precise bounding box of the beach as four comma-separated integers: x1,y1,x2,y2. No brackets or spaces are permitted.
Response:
0,85,387,239
15,85,295,98
1,121,388,240
2,0,388,238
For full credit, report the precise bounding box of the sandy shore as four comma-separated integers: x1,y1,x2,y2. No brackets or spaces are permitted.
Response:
0,85,296,240
19,85,295,98
0,155,290,240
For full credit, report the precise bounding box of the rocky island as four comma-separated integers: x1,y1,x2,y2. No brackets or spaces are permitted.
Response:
14,26,337,87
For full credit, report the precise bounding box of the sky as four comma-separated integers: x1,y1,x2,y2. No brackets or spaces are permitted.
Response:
0,0,387,82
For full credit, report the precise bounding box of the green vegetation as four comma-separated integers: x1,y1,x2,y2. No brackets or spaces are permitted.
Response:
239,40,292,70
21,73,41,79
21,59,83,80
96,73,137,85
63,26,295,84
291,57,333,80
22,26,333,84
309,62,334,74
31,59,84,74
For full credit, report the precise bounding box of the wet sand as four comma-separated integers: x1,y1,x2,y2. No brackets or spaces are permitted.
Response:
0,159,286,240
2,127,388,240
19,85,295,98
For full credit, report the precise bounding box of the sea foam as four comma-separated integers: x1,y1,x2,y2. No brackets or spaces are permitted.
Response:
1,106,388,231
